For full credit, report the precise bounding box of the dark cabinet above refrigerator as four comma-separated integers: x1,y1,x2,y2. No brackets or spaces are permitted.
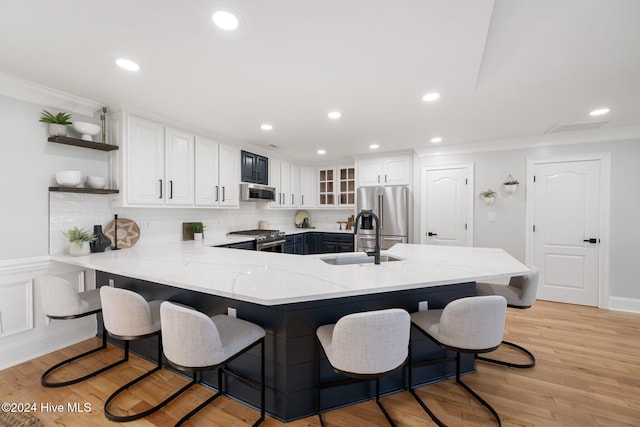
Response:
241,150,269,185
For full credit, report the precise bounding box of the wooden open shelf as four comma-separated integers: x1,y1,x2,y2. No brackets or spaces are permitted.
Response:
48,136,119,152
49,187,119,195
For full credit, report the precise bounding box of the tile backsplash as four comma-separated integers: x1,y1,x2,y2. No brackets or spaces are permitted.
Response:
49,193,354,255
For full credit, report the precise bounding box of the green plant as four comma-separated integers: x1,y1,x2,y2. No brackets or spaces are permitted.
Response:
481,189,497,198
503,179,519,185
63,227,96,243
191,223,206,233
39,110,72,125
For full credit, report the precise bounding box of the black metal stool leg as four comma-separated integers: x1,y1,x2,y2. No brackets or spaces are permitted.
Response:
455,352,502,426
41,323,126,387
476,340,536,368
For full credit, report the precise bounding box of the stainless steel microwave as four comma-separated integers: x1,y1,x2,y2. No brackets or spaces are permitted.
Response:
240,183,276,202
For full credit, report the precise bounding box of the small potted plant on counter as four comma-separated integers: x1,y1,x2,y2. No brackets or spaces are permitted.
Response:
191,223,206,240
39,110,72,137
63,227,96,256
480,189,497,205
503,175,519,193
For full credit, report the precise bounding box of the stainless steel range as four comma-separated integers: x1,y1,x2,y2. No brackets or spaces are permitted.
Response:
227,229,286,252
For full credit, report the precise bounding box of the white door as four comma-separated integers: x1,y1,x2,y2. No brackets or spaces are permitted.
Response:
422,165,472,246
532,160,601,306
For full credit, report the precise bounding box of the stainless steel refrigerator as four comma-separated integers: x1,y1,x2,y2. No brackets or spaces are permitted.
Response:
355,185,409,250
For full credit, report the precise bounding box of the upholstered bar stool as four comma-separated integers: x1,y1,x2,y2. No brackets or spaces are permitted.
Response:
316,308,410,427
38,274,126,387
475,265,539,368
100,286,181,422
160,301,266,426
409,295,507,427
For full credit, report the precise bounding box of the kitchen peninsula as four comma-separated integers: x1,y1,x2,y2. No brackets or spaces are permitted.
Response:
52,243,528,421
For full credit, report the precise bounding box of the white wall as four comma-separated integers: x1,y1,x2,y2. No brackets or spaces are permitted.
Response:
417,139,640,302
0,94,107,260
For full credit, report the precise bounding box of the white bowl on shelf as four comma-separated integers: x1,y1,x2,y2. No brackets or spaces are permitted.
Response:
86,176,106,189
55,170,82,187
72,121,101,141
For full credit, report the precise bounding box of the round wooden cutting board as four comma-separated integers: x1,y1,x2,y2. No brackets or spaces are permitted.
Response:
104,218,140,248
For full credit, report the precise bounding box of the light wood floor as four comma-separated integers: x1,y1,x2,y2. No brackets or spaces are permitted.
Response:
1,300,639,426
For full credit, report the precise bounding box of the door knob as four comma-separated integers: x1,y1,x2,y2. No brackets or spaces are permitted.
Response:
428,232,438,236
583,238,598,244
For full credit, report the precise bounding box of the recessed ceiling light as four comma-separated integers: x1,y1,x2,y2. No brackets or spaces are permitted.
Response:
212,10,239,31
317,149,326,155
430,137,443,143
115,58,140,71
328,111,342,119
369,144,379,149
589,108,610,116
422,92,440,102
260,123,273,131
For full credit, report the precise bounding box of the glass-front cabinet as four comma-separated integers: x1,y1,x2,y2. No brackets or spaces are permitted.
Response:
318,168,335,206
318,165,355,207
338,166,355,206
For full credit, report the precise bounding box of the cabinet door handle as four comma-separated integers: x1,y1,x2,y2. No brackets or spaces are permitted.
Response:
169,180,173,199
292,194,294,205
159,179,163,198
215,185,219,202
222,186,226,202
377,175,380,183
302,195,304,206
384,174,388,183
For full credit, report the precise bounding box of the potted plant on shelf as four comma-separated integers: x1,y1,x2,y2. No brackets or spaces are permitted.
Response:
63,227,96,256
480,189,497,205
191,223,206,241
40,110,72,137
503,175,519,193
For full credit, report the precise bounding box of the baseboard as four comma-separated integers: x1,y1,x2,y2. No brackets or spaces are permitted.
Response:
608,296,640,313
0,316,97,371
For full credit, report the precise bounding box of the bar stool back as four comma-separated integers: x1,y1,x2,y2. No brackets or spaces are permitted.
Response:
316,308,410,426
100,286,180,422
160,301,266,427
37,274,126,387
475,265,539,368
409,295,507,426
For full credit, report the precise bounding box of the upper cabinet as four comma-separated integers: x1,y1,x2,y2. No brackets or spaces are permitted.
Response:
109,112,239,208
241,150,269,185
270,159,317,209
195,137,239,208
356,155,411,187
318,165,355,208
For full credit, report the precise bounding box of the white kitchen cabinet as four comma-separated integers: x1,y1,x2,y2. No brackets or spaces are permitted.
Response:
195,137,239,208
165,127,195,205
300,167,317,208
356,155,411,186
318,165,355,207
126,116,166,205
270,158,292,208
290,164,301,208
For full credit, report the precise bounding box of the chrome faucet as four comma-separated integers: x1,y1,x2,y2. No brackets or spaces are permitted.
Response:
354,209,380,265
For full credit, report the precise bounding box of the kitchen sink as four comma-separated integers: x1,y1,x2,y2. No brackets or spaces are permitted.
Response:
320,254,404,265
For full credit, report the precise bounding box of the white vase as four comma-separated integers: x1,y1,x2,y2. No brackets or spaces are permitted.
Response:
69,241,90,256
193,233,203,241
504,184,518,194
48,123,67,137
484,196,495,206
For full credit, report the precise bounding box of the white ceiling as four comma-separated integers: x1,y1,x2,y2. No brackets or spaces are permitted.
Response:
1,0,639,163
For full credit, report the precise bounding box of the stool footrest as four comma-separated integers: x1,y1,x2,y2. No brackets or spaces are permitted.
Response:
476,340,536,369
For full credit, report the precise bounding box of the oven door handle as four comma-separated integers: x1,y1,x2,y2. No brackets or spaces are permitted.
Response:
257,239,286,250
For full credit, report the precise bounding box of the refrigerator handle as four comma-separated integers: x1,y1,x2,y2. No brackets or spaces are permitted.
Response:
378,193,384,229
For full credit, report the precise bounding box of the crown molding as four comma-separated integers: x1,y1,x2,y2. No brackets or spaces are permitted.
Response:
415,125,640,157
0,72,103,117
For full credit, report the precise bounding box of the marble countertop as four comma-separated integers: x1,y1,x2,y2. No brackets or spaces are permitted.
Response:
52,241,529,306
